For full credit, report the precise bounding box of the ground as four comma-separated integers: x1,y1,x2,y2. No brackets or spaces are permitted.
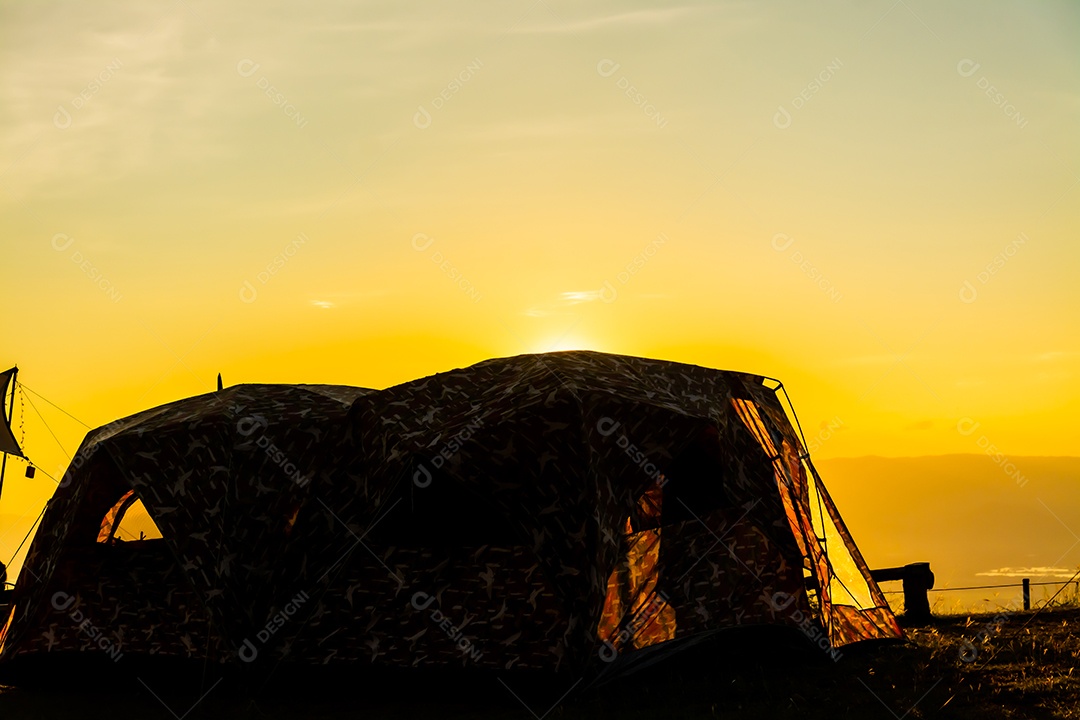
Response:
1,609,1078,719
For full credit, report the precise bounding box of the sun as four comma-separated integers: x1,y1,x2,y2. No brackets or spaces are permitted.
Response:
532,335,600,353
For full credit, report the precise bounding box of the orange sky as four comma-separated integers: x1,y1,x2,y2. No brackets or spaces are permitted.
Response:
1,2,1078,568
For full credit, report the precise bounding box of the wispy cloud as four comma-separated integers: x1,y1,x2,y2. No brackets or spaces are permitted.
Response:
513,7,701,34
0,11,231,200
524,290,607,317
308,291,388,310
560,290,604,304
977,567,1079,579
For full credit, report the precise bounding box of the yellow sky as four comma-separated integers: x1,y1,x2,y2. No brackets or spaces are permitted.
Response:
1,2,1078,562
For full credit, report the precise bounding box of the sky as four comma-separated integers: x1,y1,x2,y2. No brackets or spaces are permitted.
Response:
1,1,1078,565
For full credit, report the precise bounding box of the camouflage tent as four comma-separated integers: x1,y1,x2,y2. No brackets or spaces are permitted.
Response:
0,351,901,677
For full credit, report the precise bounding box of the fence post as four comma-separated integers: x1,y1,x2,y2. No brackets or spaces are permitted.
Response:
869,562,935,624
1022,578,1030,611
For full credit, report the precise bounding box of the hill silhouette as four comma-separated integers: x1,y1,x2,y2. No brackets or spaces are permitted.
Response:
818,454,1080,613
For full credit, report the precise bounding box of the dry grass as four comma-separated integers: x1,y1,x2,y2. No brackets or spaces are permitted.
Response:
2,610,1080,718
896,608,1080,719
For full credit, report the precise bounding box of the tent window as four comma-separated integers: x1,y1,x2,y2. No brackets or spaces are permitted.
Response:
98,490,164,543
599,482,677,652
731,396,878,612
806,468,875,609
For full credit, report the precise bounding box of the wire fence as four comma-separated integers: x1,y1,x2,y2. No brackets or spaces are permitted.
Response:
882,579,1080,594
879,574,1080,613
933,580,1080,593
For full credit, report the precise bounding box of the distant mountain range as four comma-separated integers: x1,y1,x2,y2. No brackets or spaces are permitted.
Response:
817,455,1080,613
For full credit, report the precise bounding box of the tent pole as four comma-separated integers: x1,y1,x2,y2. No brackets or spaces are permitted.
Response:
0,368,15,503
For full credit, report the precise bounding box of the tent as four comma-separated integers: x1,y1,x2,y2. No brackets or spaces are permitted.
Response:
0,351,901,677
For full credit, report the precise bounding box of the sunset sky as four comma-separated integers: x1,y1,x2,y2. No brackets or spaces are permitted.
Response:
1,2,1078,564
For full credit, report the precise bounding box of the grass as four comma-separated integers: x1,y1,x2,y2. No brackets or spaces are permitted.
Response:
897,608,1080,718
2,609,1080,718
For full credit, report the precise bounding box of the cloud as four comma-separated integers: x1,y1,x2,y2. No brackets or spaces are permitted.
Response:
0,11,234,200
307,291,388,310
524,290,607,317
513,7,701,34
977,567,1079,579
559,291,604,304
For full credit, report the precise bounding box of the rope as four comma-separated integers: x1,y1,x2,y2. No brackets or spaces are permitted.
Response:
23,464,62,487
5,501,48,568
18,384,91,429
20,391,70,460
17,384,26,448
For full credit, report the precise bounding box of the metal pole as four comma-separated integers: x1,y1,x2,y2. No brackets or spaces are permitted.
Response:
0,367,15,503
1023,578,1031,611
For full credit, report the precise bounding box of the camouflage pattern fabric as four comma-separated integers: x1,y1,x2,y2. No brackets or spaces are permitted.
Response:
0,351,901,676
